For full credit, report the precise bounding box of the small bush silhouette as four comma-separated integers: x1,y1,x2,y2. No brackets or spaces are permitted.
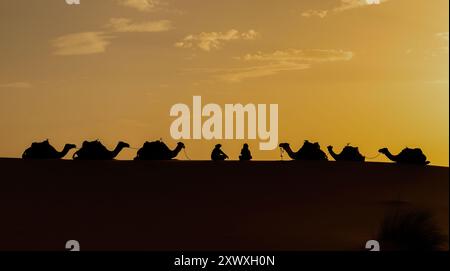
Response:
377,209,447,251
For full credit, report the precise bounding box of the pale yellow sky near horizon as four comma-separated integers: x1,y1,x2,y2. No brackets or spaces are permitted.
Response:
0,0,448,166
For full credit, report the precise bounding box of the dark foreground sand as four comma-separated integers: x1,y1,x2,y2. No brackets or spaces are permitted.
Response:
0,158,448,251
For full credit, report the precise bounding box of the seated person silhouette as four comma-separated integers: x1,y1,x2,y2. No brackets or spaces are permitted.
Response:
211,144,229,161
239,143,252,161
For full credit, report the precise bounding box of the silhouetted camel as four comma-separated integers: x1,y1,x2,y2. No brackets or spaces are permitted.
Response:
73,140,129,160
211,144,228,161
327,145,365,162
134,141,185,160
239,143,252,161
379,147,430,165
22,140,76,159
279,140,328,161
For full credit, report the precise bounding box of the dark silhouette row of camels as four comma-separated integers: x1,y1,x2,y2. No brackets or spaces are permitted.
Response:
21,139,430,165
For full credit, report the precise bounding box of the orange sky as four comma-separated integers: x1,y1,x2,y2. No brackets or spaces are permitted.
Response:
0,0,448,165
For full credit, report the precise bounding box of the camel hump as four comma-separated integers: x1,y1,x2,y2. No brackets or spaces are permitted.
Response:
31,140,50,148
297,140,328,161
135,140,172,160
83,140,107,150
335,146,365,162
74,140,108,159
23,140,57,159
143,141,171,152
399,147,428,164
342,146,364,156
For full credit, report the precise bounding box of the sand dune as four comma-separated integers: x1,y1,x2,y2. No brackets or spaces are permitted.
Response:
0,158,447,251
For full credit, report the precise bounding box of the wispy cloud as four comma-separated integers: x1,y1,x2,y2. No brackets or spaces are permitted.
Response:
117,0,161,12
334,0,386,12
107,18,173,33
302,0,388,18
301,10,328,18
192,49,353,82
175,29,259,51
52,17,172,56
238,49,354,62
217,63,311,83
52,32,113,56
0,82,32,89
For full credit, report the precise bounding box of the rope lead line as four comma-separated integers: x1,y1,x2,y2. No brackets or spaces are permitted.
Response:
365,153,381,160
183,148,191,161
278,146,380,161
73,144,381,161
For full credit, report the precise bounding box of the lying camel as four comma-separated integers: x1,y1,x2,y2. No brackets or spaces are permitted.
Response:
134,141,185,160
22,140,76,159
327,145,365,162
73,140,129,160
279,140,328,161
379,147,430,165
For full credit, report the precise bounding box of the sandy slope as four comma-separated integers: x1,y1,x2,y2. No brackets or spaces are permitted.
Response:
0,158,447,251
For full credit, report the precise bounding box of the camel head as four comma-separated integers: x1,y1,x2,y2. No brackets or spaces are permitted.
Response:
65,144,77,150
327,145,333,151
378,148,389,154
279,143,290,149
177,142,185,149
118,141,130,149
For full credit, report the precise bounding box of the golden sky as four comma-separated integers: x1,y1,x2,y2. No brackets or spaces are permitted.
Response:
0,0,448,165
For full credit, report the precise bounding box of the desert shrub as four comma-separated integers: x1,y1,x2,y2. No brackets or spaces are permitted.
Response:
377,209,447,251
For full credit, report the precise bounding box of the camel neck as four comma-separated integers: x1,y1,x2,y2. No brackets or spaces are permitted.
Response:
383,150,398,162
111,145,124,158
283,146,296,159
328,148,339,160
58,145,73,159
171,145,183,158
